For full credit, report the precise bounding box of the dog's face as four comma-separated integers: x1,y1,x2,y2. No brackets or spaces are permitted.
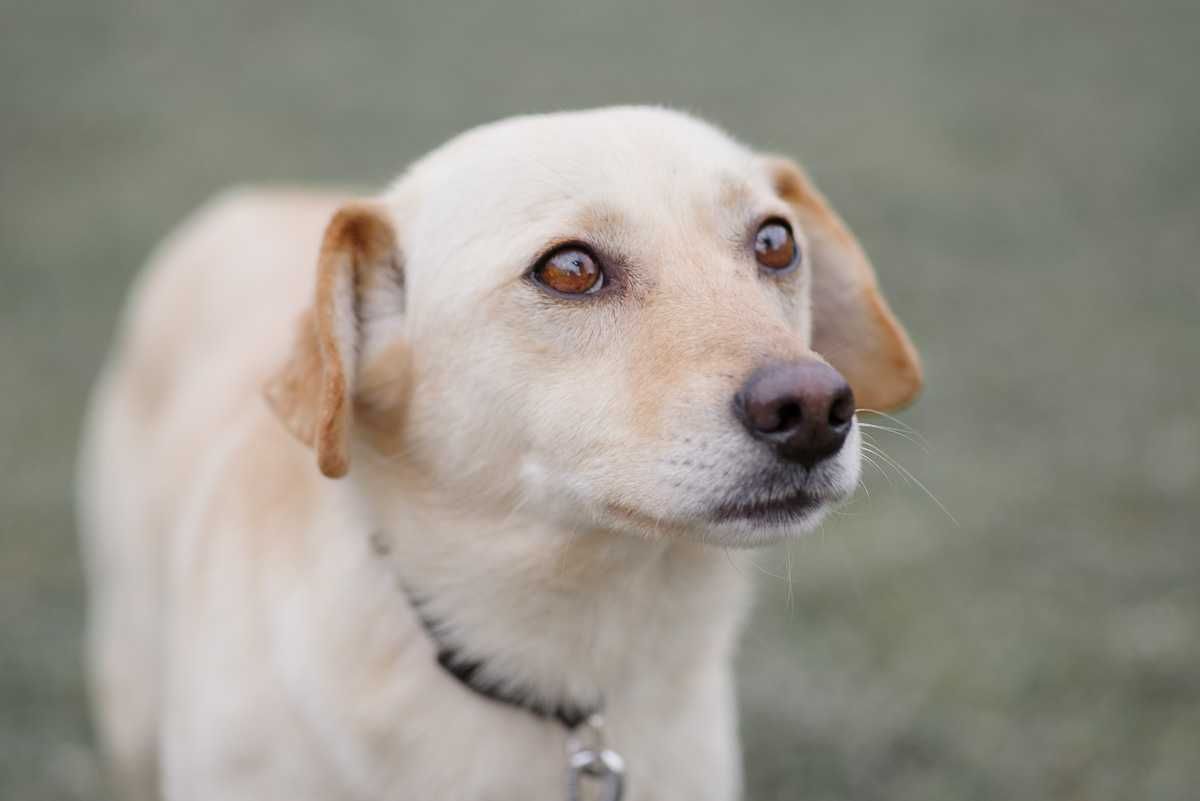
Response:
268,108,921,546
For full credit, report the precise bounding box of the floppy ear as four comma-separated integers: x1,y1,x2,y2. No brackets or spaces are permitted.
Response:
766,157,923,412
264,203,402,478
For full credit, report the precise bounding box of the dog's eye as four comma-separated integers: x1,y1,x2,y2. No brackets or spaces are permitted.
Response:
532,247,604,296
754,219,799,272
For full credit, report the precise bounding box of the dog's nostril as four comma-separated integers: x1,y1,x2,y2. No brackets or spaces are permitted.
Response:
828,387,856,428
774,401,803,433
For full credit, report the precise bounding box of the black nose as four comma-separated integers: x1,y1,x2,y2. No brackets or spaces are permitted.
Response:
734,361,856,467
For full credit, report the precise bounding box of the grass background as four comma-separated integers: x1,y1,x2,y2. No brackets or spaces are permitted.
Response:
2,1,1198,798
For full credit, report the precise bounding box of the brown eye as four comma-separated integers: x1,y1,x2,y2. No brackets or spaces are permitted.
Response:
533,247,604,295
754,219,798,271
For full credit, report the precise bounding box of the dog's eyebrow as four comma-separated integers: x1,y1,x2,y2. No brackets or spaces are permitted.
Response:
571,203,628,239
717,176,754,212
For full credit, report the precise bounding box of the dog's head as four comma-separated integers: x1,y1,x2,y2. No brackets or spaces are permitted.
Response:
267,108,921,545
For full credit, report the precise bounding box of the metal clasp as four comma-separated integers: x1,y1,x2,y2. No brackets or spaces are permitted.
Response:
566,713,625,801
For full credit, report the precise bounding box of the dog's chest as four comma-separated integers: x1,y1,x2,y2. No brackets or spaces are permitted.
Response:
261,526,750,801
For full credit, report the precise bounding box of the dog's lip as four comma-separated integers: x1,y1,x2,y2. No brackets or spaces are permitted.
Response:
712,488,827,523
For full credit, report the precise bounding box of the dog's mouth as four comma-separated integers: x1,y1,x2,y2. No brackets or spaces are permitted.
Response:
711,488,827,525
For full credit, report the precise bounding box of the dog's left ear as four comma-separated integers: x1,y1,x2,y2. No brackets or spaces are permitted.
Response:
265,203,404,478
765,157,923,412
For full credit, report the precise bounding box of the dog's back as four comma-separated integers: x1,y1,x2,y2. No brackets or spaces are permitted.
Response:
77,189,342,800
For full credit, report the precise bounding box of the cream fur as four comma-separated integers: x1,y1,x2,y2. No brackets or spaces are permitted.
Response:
78,107,919,801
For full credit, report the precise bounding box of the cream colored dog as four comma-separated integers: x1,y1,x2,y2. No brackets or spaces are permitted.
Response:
78,107,921,801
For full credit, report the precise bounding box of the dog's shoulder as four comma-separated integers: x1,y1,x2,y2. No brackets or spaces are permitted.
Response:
93,188,350,547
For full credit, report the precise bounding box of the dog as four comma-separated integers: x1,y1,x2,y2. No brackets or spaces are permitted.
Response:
77,106,921,801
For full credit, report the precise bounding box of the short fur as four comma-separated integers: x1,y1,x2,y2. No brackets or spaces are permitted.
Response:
78,107,921,801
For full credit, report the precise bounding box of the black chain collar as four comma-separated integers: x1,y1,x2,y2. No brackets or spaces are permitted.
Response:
374,531,626,800
403,587,601,730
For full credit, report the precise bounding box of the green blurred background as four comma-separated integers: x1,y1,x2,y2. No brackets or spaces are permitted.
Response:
3,1,1197,799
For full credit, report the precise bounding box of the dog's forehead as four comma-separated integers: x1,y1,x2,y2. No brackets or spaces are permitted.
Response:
402,108,767,235
390,109,786,318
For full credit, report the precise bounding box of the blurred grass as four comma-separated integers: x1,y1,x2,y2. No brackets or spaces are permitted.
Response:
2,1,1198,799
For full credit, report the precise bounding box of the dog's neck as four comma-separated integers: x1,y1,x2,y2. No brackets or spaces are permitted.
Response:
400,564,601,729
360,472,752,729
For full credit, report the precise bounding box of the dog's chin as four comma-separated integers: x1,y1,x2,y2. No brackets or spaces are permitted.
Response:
701,489,838,547
594,488,849,548
647,457,862,546
700,499,834,547
519,448,860,548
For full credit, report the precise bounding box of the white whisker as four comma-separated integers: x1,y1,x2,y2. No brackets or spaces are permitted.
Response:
861,442,958,527
734,552,792,582
857,422,929,453
785,544,794,610
722,547,748,579
855,409,930,449
858,449,895,487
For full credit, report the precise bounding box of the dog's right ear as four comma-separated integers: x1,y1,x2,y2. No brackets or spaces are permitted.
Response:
764,157,923,412
265,203,403,478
